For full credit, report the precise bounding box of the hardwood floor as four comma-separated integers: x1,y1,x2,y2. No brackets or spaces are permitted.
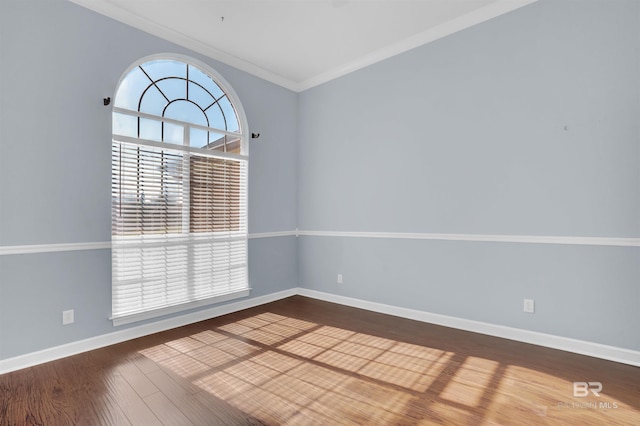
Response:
1,296,639,425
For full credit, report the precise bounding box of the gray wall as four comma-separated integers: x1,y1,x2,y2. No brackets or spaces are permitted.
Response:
297,0,640,350
0,0,298,360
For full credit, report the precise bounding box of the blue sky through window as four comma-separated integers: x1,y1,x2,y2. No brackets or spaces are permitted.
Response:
114,59,240,146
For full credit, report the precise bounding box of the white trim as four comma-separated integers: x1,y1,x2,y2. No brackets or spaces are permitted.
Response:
110,289,251,326
297,0,538,91
113,107,244,139
68,0,298,91
297,288,640,368
0,241,112,256
297,230,640,247
0,288,297,375
2,230,638,255
2,286,638,374
248,230,298,240
112,134,248,162
0,232,296,256
70,0,536,92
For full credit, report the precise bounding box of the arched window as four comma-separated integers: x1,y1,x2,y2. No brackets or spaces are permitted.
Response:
111,54,249,325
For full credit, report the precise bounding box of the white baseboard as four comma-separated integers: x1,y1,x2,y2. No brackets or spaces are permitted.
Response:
0,288,297,375
297,288,640,368
2,286,638,374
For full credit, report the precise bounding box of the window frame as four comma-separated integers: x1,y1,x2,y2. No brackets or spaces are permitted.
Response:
110,53,250,326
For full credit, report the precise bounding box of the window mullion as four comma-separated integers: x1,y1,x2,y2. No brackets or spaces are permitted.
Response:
183,123,196,303
182,124,191,235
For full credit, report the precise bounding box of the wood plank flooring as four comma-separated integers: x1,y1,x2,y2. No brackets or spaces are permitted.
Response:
1,296,639,425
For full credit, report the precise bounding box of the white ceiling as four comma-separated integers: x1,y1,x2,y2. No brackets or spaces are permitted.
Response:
71,0,536,92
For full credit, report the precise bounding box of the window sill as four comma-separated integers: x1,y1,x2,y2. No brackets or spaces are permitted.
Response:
111,288,251,327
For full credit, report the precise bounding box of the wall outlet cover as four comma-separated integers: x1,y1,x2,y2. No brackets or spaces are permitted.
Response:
62,309,74,325
524,299,535,313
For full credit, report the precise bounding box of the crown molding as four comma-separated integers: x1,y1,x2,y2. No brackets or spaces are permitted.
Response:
68,0,300,91
70,0,536,93
297,0,538,91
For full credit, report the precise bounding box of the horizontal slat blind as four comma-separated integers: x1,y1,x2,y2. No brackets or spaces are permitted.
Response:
112,144,184,236
190,156,244,233
111,138,248,324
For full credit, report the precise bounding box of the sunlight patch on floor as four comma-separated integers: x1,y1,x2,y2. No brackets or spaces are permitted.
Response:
136,311,640,425
440,356,499,407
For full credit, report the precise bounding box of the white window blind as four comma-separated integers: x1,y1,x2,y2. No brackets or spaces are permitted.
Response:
111,57,249,326
111,136,248,325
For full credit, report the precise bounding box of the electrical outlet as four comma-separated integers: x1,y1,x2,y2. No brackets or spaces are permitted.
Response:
523,299,535,313
337,274,343,284
62,309,74,325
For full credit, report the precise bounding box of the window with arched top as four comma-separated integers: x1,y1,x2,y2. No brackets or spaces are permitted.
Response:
111,54,249,326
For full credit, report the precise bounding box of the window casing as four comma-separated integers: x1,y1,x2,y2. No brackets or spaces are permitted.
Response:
111,55,249,326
